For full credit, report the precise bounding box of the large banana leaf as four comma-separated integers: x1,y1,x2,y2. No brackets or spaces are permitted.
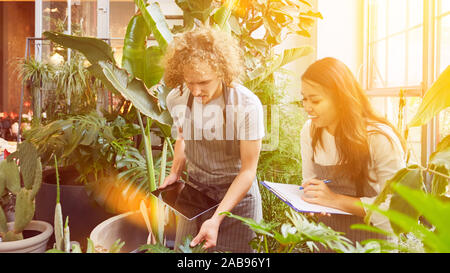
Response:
388,165,423,234
44,31,115,65
408,66,450,128
144,46,164,88
213,0,238,31
122,14,150,81
98,61,172,126
367,183,450,252
135,0,173,51
244,46,314,90
176,0,214,23
428,134,450,196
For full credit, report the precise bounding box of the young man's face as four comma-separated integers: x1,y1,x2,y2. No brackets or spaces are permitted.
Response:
183,61,223,104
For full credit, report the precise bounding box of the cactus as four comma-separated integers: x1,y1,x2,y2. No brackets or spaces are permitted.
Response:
0,141,42,242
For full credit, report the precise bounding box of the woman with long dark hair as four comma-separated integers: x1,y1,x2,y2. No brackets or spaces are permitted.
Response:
299,57,407,246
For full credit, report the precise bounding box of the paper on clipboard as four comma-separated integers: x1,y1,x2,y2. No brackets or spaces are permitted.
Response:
260,181,351,215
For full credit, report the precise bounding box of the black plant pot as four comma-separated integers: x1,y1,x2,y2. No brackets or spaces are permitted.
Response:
34,166,117,251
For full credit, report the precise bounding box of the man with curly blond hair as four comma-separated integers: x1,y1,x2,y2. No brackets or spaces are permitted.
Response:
159,26,264,253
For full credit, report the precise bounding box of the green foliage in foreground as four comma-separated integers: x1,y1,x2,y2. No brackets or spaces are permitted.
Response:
355,183,450,253
139,235,208,253
46,238,125,253
221,210,382,253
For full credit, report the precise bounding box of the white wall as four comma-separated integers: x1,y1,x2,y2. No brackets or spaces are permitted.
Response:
317,0,364,77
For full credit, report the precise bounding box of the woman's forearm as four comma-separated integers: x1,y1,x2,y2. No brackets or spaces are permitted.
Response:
334,194,366,217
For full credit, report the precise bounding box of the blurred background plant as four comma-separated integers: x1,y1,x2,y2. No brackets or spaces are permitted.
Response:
352,67,450,253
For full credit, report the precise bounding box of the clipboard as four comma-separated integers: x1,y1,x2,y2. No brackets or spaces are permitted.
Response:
259,181,351,215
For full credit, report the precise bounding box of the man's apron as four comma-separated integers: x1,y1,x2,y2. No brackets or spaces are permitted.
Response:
174,84,263,253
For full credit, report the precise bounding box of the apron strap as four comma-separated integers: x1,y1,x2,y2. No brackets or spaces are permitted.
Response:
185,82,235,156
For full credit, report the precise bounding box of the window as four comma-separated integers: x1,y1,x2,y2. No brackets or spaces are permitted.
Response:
368,0,423,90
365,0,449,165
436,0,450,143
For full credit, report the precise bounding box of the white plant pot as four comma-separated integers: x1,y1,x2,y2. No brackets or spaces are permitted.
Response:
89,211,149,253
0,220,53,253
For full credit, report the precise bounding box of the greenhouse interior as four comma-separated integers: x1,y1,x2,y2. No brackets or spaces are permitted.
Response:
0,0,449,256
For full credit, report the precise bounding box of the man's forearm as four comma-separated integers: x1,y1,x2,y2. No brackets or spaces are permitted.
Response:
170,138,186,177
211,169,256,223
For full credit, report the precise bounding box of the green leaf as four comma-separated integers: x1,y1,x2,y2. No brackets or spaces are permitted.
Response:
139,242,175,253
177,0,215,23
122,14,150,80
363,202,443,250
45,249,66,253
109,239,125,253
30,158,42,199
0,171,5,197
43,31,115,65
408,66,450,128
178,235,208,253
389,166,424,234
10,141,39,190
221,211,277,236
14,188,35,233
350,224,393,237
86,238,96,253
0,207,7,233
135,0,173,51
144,46,164,88
54,203,64,251
429,134,450,169
98,60,172,126
244,46,313,90
0,160,20,195
213,2,235,30
392,183,450,244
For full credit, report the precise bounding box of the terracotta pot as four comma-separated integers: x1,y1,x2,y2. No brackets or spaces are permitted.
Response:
89,211,149,253
0,220,53,253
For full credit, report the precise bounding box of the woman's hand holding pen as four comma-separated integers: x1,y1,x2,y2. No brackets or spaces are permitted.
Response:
301,179,338,217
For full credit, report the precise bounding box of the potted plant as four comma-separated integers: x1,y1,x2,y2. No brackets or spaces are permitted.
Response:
0,141,53,253
22,112,144,251
43,0,176,251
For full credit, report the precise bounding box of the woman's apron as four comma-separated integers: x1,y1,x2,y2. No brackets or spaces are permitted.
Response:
174,84,263,253
312,162,387,252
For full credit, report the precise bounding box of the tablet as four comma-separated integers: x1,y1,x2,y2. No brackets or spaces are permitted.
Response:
150,180,220,221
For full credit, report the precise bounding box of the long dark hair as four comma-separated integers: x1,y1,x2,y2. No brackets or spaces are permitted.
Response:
302,57,406,185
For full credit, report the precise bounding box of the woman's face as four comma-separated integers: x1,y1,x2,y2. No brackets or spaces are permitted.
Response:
183,61,223,104
301,80,339,134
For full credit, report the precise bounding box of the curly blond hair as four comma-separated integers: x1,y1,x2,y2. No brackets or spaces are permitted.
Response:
163,26,243,89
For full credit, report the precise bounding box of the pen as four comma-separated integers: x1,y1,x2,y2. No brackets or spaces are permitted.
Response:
299,179,332,190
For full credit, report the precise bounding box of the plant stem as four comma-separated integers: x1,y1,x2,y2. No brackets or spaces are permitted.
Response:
288,244,296,253
165,137,175,157
407,165,450,180
264,234,269,253
136,109,156,192
159,139,168,187
136,109,161,243
54,155,60,204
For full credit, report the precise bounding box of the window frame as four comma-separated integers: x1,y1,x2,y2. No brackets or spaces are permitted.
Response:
363,0,446,167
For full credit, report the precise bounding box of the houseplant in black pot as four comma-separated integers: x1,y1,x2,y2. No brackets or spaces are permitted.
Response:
23,112,142,251
0,141,53,253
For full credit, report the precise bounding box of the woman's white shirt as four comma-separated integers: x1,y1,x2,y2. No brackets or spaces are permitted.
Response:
300,119,406,232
